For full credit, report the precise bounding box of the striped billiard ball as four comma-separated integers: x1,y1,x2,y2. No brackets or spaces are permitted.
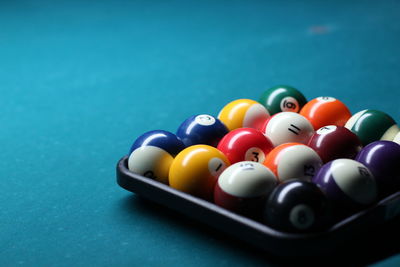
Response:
345,109,399,146
218,99,270,131
261,112,315,147
263,143,323,182
129,130,185,156
313,159,377,215
214,161,278,217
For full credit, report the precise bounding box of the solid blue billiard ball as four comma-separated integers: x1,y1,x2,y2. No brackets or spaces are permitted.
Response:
176,114,229,147
129,130,185,156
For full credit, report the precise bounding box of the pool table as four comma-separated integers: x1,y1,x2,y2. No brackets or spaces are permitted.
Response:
1,0,399,266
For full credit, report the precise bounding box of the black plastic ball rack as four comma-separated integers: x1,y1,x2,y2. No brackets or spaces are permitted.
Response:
116,156,400,258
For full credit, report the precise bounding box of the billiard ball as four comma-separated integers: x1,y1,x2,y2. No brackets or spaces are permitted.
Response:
355,141,400,198
214,161,278,217
128,146,173,184
312,159,377,214
169,145,230,200
263,180,330,232
261,112,315,146
218,99,270,131
263,143,323,182
176,114,228,147
394,131,400,144
307,125,362,163
299,96,352,130
217,128,274,164
345,109,399,146
259,85,307,115
129,130,185,156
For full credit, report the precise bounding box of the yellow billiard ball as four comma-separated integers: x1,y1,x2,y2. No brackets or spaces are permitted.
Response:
169,145,230,200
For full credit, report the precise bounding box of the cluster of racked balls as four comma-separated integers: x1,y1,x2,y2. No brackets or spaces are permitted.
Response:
127,85,400,233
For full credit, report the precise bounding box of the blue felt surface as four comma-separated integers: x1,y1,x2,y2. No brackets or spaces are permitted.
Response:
1,0,399,266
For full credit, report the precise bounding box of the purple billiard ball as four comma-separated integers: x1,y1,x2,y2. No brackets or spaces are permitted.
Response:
355,141,400,199
313,159,377,216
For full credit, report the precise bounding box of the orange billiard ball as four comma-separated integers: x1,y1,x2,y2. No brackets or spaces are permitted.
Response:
299,97,351,130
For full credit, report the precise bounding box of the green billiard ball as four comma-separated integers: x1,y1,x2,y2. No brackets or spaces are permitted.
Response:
345,109,399,146
259,85,307,115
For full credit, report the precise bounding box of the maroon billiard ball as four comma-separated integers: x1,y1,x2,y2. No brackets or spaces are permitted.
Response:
307,125,362,163
217,128,274,164
214,161,278,218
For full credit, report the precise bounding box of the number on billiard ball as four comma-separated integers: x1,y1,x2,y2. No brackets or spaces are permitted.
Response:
259,85,307,114
261,112,315,147
169,145,230,200
263,143,323,182
217,128,274,164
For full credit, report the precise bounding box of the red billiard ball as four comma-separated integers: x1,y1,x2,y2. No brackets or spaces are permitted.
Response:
263,143,323,182
300,97,351,130
217,128,274,164
307,125,362,163
214,161,278,217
